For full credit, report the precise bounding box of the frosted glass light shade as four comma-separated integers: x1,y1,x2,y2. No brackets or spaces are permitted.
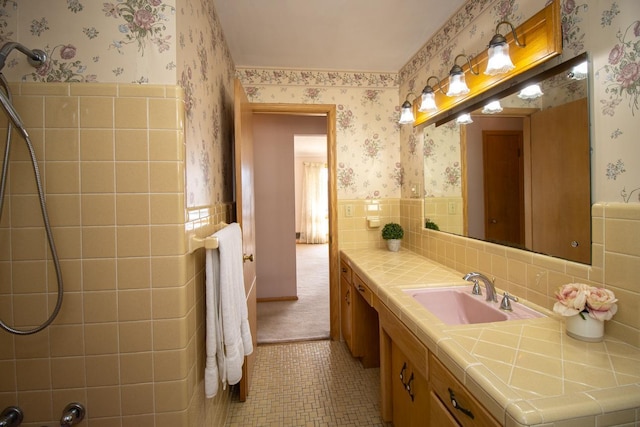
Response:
570,61,588,80
446,73,469,97
398,101,415,124
517,84,543,99
482,100,503,114
485,43,515,75
456,113,473,124
418,91,437,112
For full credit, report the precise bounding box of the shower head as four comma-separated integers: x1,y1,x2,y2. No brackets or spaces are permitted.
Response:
0,42,47,71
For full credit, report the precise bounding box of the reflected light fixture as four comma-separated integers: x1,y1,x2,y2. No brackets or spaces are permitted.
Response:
398,92,416,124
517,84,543,99
568,61,588,80
419,76,444,112
446,54,479,97
485,21,526,76
482,100,503,114
456,113,473,124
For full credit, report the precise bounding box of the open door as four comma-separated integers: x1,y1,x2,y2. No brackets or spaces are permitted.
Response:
531,98,590,264
234,78,257,401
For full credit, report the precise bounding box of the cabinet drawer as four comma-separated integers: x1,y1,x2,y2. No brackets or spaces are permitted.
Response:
429,353,500,427
352,273,373,306
430,390,460,427
340,259,352,284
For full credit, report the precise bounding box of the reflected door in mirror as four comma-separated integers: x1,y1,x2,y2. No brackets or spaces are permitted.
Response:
531,98,590,264
482,131,525,247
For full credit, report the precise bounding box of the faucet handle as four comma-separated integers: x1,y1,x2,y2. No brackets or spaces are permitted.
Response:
470,279,482,296
500,292,518,311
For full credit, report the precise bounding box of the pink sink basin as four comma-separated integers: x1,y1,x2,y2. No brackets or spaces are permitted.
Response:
403,286,544,325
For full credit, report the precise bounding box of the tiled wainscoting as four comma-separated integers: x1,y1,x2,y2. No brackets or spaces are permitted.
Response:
0,82,233,426
338,199,640,348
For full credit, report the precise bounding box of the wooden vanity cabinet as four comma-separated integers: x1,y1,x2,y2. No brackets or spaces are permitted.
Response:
429,353,500,427
340,258,380,367
340,259,353,352
390,340,430,427
378,299,429,426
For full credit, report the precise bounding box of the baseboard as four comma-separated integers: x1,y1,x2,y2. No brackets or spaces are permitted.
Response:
257,296,299,302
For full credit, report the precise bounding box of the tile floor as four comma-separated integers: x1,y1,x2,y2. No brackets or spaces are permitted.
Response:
225,340,391,426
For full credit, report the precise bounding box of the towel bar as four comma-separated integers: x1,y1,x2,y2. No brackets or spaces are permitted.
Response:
189,235,219,253
188,222,228,253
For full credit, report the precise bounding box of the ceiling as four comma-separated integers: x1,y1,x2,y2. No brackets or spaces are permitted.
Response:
213,0,466,73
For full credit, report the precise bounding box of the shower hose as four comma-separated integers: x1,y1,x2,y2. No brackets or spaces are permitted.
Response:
0,73,63,335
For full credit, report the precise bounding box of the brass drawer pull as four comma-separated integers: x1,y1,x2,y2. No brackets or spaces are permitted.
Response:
448,388,474,419
342,267,348,273
357,284,366,293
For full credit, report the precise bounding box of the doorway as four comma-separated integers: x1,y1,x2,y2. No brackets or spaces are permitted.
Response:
250,104,339,343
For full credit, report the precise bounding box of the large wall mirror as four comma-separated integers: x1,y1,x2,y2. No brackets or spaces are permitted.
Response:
422,53,592,265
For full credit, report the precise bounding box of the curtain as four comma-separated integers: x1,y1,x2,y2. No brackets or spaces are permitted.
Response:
299,162,328,244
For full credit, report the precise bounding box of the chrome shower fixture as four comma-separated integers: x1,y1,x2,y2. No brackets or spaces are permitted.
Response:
0,406,23,427
0,42,47,71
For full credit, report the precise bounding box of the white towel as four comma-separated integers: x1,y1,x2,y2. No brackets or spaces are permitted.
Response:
203,223,253,398
204,247,224,398
215,222,253,385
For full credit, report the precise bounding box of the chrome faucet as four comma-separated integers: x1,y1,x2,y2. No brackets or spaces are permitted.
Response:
463,272,497,302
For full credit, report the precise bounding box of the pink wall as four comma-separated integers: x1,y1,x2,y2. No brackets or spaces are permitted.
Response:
253,114,327,299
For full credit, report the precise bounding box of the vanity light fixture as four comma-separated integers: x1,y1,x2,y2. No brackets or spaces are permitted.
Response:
517,84,543,100
485,21,526,76
446,54,480,97
481,100,503,114
418,76,444,112
398,92,417,125
456,113,473,124
568,61,588,80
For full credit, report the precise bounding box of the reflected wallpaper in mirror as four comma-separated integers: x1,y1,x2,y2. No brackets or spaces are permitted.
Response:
423,55,591,265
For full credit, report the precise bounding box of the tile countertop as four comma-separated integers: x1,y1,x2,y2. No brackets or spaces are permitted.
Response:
340,248,640,427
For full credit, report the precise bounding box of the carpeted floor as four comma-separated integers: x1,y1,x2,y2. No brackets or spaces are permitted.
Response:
256,243,329,343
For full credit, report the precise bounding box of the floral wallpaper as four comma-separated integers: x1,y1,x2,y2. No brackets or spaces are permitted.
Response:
400,0,640,204
176,0,235,207
237,69,401,199
0,0,637,206
0,0,235,208
422,121,461,197
1,0,177,83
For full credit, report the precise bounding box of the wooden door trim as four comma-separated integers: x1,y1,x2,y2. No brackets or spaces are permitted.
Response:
250,103,339,340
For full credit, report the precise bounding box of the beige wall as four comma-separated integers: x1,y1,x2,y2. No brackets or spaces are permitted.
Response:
0,82,231,426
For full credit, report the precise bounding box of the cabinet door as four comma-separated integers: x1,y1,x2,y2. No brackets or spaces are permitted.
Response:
340,277,353,352
391,341,429,427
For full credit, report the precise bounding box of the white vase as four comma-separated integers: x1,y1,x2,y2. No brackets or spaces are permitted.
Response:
565,313,604,342
386,239,401,252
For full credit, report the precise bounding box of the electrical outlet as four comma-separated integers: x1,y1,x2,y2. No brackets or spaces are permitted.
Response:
448,202,456,214
345,204,353,217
